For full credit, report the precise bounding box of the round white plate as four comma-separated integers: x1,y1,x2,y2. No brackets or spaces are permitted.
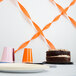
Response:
0,63,49,73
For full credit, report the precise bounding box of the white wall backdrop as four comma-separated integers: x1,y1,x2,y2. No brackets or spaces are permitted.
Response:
0,0,76,63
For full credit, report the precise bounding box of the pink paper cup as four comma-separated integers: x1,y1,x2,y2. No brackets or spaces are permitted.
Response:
1,47,15,63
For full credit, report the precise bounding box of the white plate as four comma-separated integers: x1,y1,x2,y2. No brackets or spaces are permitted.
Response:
0,63,49,73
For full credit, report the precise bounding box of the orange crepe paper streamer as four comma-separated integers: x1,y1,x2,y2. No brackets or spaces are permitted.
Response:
68,16,76,27
15,40,30,53
55,3,64,12
31,32,40,40
42,15,61,31
42,23,52,31
50,0,76,27
52,14,61,22
17,1,31,20
0,0,3,2
31,21,56,49
17,1,45,37
45,38,55,49
70,0,76,6
32,21,44,37
15,1,56,53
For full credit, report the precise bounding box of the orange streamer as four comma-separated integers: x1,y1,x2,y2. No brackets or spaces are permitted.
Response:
68,16,76,27
52,14,61,22
45,38,55,49
31,32,40,40
50,0,76,27
15,40,30,53
17,1,31,19
70,0,76,6
0,0,3,2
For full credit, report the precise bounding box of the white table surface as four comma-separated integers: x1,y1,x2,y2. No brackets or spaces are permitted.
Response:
0,63,76,76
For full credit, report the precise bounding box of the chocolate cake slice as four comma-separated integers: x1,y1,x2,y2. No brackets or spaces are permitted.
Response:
46,49,71,63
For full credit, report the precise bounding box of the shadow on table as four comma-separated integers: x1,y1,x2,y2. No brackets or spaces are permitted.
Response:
0,70,48,74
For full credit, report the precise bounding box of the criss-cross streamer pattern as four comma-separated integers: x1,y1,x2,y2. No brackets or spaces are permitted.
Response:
14,1,56,53
49,0,76,27
0,0,76,53
15,0,76,53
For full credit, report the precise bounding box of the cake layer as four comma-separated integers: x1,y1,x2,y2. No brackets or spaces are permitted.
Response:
47,55,70,58
46,50,70,56
48,49,68,51
46,57,70,63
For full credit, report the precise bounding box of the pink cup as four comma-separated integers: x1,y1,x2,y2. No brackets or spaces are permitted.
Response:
1,47,15,63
